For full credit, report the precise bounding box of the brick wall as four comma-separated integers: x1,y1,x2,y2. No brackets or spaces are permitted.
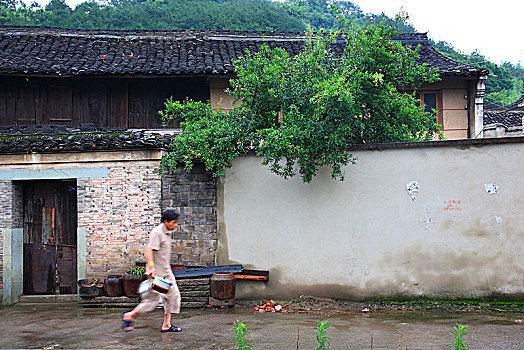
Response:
0,180,13,280
0,226,3,281
0,158,219,281
0,181,23,281
0,180,14,230
12,182,23,229
161,163,217,267
78,162,162,278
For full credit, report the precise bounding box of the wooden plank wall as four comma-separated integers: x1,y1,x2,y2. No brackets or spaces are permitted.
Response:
0,76,209,128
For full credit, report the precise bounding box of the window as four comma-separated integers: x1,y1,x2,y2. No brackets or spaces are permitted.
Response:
415,91,441,126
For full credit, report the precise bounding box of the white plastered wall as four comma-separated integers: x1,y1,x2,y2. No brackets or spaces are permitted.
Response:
218,140,524,299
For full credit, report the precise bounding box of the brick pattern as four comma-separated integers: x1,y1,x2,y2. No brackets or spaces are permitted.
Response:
12,182,23,229
0,181,23,280
78,162,162,278
0,180,14,230
0,227,3,281
162,163,217,267
0,160,219,282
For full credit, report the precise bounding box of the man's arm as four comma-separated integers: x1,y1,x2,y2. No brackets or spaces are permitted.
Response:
145,247,157,277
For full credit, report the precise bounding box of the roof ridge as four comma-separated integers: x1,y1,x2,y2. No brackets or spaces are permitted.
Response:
0,26,488,77
0,25,427,39
0,25,304,36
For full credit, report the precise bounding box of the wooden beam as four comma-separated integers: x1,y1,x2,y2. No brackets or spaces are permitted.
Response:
172,264,243,279
234,275,268,281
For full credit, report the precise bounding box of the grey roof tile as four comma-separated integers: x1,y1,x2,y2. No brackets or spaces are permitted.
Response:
0,125,172,153
484,95,524,128
0,27,487,77
484,110,524,128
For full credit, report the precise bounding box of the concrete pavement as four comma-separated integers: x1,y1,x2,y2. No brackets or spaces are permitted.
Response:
0,303,523,349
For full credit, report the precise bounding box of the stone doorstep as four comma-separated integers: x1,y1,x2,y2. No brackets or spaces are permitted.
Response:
181,290,209,297
17,279,212,307
177,278,210,286
180,285,210,292
18,294,79,303
79,296,208,308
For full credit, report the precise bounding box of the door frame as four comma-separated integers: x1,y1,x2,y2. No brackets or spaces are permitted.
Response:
2,167,107,305
22,179,78,295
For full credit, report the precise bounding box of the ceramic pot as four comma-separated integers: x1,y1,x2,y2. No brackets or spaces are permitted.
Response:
123,274,143,298
104,275,124,297
210,272,236,299
78,279,104,299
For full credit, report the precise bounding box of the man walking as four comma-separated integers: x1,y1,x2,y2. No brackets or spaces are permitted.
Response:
122,210,182,332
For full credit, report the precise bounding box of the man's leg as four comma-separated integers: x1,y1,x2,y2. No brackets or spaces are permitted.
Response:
122,310,138,332
122,283,161,331
159,279,181,332
161,313,172,331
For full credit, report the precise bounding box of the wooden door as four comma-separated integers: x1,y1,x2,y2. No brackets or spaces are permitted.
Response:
23,180,78,295
15,84,40,125
43,85,73,125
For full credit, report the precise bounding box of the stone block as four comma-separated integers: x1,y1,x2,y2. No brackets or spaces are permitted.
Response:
190,232,209,240
200,253,215,264
171,232,189,240
177,278,210,286
180,290,210,298
160,164,217,267
172,245,192,255
181,300,207,308
180,255,200,264
179,285,211,292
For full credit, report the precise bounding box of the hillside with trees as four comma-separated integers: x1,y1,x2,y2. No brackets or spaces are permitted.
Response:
0,0,522,106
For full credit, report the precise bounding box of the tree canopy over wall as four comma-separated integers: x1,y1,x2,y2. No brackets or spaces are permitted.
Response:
160,20,441,183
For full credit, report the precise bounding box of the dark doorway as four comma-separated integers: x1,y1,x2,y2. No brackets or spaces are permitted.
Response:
23,180,78,295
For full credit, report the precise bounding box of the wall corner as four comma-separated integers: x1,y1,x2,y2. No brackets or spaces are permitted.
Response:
474,75,487,138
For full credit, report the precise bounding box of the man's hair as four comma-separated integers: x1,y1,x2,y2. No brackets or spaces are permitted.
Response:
161,210,179,223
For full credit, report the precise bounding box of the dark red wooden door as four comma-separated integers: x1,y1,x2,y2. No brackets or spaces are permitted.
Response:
23,180,77,295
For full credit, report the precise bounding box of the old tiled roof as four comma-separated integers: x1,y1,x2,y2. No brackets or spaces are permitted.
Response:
508,94,524,110
484,110,524,129
393,33,488,76
484,95,524,129
0,125,173,153
0,26,487,77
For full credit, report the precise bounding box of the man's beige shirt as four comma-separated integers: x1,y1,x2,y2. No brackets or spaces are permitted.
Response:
146,223,173,277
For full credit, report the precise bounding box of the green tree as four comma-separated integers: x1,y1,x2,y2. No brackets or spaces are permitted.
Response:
42,0,73,27
0,0,17,10
160,19,440,183
433,41,524,107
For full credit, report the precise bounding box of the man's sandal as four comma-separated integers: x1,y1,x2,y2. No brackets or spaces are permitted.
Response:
160,325,182,332
122,312,135,332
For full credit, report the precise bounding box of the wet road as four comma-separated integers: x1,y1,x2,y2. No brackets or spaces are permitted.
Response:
0,304,522,349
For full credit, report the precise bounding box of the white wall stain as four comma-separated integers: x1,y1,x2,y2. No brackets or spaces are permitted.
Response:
484,182,499,194
418,208,434,230
419,216,434,230
495,216,504,237
406,181,419,201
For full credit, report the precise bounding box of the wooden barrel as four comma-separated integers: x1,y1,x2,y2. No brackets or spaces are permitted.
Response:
104,275,124,297
123,274,143,298
210,272,236,299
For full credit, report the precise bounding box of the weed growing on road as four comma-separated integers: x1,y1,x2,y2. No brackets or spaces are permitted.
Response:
314,320,331,350
231,320,252,350
447,323,470,350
